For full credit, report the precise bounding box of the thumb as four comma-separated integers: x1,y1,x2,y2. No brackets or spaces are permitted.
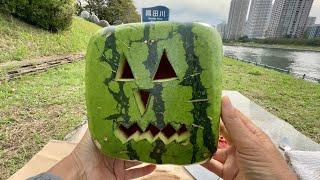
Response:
221,96,252,147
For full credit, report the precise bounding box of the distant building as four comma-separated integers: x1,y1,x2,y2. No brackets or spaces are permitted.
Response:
216,22,227,39
305,24,320,39
266,0,314,38
244,21,249,36
306,17,316,28
226,0,250,40
246,0,273,39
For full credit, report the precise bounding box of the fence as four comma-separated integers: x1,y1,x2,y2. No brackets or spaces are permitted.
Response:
225,55,320,83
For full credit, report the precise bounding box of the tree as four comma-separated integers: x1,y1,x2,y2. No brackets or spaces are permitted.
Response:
238,35,249,42
83,0,107,16
76,0,85,15
78,0,140,25
103,0,140,24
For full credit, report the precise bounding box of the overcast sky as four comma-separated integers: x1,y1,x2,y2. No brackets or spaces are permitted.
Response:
133,0,320,25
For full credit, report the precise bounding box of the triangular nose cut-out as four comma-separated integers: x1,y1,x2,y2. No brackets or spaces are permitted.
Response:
116,58,134,80
134,90,150,115
153,51,177,81
139,90,150,109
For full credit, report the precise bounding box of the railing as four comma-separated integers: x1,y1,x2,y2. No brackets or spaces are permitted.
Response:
225,55,320,83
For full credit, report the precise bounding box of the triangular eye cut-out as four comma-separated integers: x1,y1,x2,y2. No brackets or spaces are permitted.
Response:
116,58,134,80
134,90,150,116
153,51,177,81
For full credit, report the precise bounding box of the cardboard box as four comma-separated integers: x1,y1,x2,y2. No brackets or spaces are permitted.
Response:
9,125,193,180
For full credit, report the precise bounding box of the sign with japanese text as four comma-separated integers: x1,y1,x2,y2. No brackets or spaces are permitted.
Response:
142,6,169,22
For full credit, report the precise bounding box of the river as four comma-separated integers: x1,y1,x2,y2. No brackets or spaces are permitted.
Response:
223,45,320,81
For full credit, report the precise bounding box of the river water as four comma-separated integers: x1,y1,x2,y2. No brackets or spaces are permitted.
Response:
223,45,320,81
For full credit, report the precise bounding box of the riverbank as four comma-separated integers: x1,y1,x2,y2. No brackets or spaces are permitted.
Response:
224,42,320,52
223,45,320,81
0,57,319,178
223,57,319,144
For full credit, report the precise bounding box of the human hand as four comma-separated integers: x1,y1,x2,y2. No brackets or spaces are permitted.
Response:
48,130,156,180
202,97,297,180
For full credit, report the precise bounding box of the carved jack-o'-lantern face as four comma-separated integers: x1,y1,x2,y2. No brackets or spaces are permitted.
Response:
85,22,222,165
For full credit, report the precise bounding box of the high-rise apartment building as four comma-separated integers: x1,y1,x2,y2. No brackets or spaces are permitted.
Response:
217,22,227,39
266,0,314,38
246,0,273,39
226,0,250,40
306,16,316,28
305,24,320,38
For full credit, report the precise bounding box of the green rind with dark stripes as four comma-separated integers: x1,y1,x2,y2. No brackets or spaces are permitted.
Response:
85,22,222,164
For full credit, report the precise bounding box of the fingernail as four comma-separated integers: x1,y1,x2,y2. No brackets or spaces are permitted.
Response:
222,96,233,109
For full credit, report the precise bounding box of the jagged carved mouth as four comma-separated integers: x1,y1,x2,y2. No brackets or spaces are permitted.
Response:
114,123,190,144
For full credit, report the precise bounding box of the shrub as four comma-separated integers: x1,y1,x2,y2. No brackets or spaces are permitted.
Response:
98,20,110,27
80,11,90,20
90,14,99,24
2,0,75,31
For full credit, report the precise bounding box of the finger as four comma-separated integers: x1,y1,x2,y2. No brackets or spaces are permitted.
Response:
125,164,156,179
235,109,268,139
221,96,252,147
213,148,228,163
113,160,126,180
235,109,260,134
220,120,232,144
234,109,273,145
125,161,141,169
78,130,95,150
201,159,223,177
223,147,239,180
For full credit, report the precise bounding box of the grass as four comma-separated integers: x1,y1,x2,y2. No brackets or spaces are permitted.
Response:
0,57,319,179
0,61,86,179
224,42,320,52
223,57,320,143
0,13,100,64
0,13,98,178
